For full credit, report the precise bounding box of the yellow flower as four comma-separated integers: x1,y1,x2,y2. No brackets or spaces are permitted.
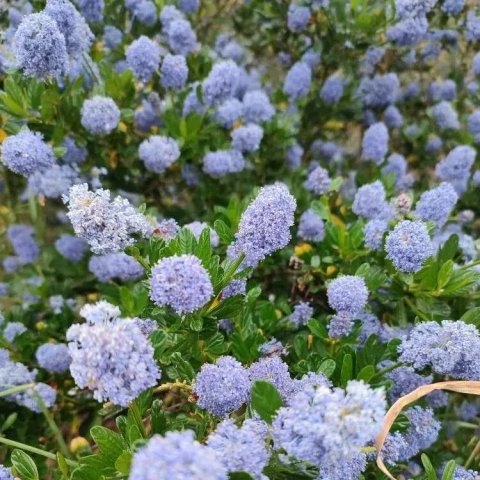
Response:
326,265,337,276
295,243,313,256
70,437,89,453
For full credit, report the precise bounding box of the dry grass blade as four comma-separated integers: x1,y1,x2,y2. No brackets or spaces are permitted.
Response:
375,381,480,480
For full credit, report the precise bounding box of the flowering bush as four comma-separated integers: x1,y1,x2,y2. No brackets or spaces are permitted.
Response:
1,0,480,479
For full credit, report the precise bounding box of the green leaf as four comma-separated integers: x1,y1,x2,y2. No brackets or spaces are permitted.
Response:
250,380,283,424
115,452,132,475
1,412,17,432
441,460,456,480
214,219,235,244
437,260,454,289
90,426,128,466
438,234,458,264
461,307,480,328
340,354,354,387
421,453,438,480
177,227,197,254
11,450,39,480
229,473,254,480
196,227,212,262
318,359,336,378
356,365,375,382
165,352,195,381
151,399,167,435
57,453,69,480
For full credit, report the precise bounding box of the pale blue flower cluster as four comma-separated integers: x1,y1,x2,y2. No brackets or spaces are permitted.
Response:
298,209,325,242
0,466,13,480
249,356,295,401
150,254,213,314
160,54,188,90
65,184,153,254
179,0,200,14
67,316,160,406
2,129,55,177
208,419,270,479
228,183,296,267
88,253,144,282
28,164,81,199
283,61,311,101
232,124,264,153
415,182,458,229
215,99,243,128
13,12,68,78
320,74,344,104
139,135,181,173
130,431,228,480
382,153,413,191
364,219,388,251
202,60,240,107
164,18,197,55
36,343,71,373
289,301,313,326
76,0,104,22
55,234,88,263
243,90,275,123
80,96,120,135
286,143,303,170
466,12,480,41
384,105,403,128
62,137,87,164
385,220,433,272
194,356,250,417
327,275,368,314
358,73,399,109
304,166,331,195
329,310,355,338
7,224,39,267
0,349,56,412
399,320,480,380
44,0,93,56
3,322,27,342
126,36,161,83
203,150,245,177
431,101,460,130
387,16,428,46
273,381,386,476
353,181,393,220
362,122,389,164
287,4,310,32
103,25,122,49
436,145,476,194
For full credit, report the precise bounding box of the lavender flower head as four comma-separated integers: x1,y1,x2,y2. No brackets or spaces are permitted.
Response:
243,90,275,124
289,301,313,326
129,431,227,480
13,12,68,79
76,0,104,22
36,343,71,373
358,73,399,109
431,101,460,130
298,209,325,242
320,74,344,105
2,129,56,177
231,124,264,153
89,253,145,282
126,36,161,83
399,320,480,380
286,143,303,170
329,311,354,338
44,0,94,56
208,419,270,479
304,166,331,195
150,255,213,314
79,300,120,324
362,122,389,165
283,62,311,101
164,18,197,56
160,54,188,90
7,224,39,264
248,356,294,401
272,381,386,468
0,466,13,480
327,275,368,314
385,220,432,273
62,137,87,164
139,136,180,173
203,150,245,177
228,183,296,268
81,96,120,135
202,60,240,107
436,145,476,188
287,4,311,32
364,219,388,251
352,181,392,220
215,99,244,128
415,182,458,230
194,356,250,417
67,317,160,406
55,234,88,263
28,164,80,199
3,322,27,342
64,184,153,254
